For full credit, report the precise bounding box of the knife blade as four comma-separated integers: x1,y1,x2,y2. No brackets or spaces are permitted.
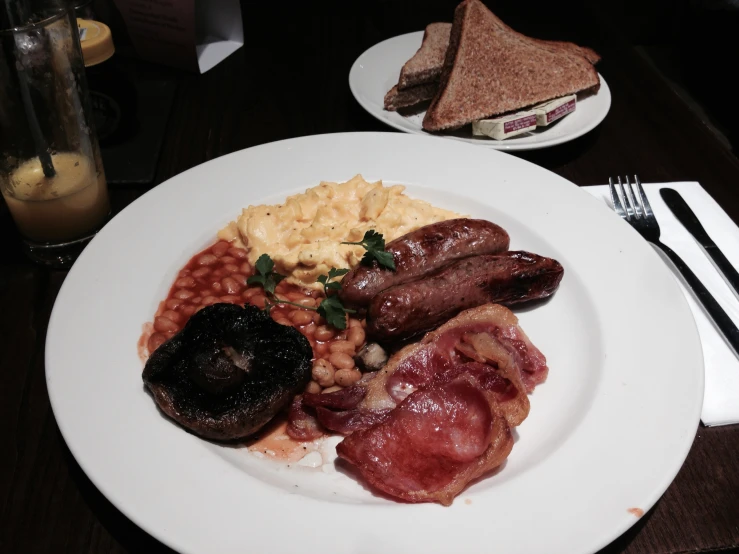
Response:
660,187,739,297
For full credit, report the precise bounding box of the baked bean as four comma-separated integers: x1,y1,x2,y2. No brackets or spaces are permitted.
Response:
329,340,355,355
165,298,183,310
348,325,366,347
220,256,236,265
174,289,195,300
312,359,335,387
179,305,196,317
311,312,323,323
221,277,242,295
294,297,316,308
251,295,266,309
175,276,196,289
289,310,313,325
228,247,248,259
242,287,260,299
239,262,251,274
335,368,362,387
201,295,219,306
302,322,317,336
191,296,202,305
220,295,241,304
314,325,335,341
286,291,306,302
162,329,177,339
213,268,226,278
148,333,167,353
314,342,329,357
192,267,210,279
322,385,343,394
197,254,218,266
348,318,362,328
178,269,191,278
154,316,179,334
231,273,247,285
274,317,292,326
329,352,354,370
161,310,182,324
210,281,223,294
211,241,230,257
224,263,239,273
336,330,348,341
305,381,322,394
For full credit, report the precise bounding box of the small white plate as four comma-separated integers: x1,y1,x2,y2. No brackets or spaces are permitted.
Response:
47,133,701,554
349,32,612,151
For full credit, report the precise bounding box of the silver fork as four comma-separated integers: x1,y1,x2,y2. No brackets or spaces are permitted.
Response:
609,175,739,355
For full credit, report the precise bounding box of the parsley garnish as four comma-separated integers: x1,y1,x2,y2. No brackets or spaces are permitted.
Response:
316,268,352,328
247,255,354,329
247,254,285,296
342,230,396,270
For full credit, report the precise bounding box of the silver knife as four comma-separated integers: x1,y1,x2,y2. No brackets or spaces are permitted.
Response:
660,187,739,297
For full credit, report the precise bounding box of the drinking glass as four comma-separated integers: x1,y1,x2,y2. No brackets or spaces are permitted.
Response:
0,0,110,267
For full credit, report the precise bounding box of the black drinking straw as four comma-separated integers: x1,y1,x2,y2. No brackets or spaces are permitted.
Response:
4,0,56,178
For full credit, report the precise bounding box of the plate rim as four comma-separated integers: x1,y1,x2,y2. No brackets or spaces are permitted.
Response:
46,132,703,554
348,31,612,151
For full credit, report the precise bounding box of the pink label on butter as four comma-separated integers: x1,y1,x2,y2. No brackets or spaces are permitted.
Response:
546,99,576,124
503,115,537,133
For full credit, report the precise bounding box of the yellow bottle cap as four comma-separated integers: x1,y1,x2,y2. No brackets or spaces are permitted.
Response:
77,18,115,67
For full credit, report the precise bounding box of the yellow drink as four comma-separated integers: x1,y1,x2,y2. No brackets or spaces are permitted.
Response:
2,152,109,242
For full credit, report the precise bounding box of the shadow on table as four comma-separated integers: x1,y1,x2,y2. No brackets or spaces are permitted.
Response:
63,442,176,553
516,127,601,170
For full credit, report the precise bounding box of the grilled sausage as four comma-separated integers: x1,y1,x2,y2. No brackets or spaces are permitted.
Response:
366,251,564,342
339,218,510,309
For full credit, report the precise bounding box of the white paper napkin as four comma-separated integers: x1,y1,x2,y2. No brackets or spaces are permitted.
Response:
585,182,739,426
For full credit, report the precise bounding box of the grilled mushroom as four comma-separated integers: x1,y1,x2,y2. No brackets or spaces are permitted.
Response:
143,303,312,441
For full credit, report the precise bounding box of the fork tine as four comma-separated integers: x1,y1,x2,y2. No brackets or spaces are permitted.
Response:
608,177,625,217
634,175,653,218
623,175,641,219
618,176,635,220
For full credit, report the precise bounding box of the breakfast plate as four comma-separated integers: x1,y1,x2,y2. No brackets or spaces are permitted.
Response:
349,32,612,151
47,132,701,554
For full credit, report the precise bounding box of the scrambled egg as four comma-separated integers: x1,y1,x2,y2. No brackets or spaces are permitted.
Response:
218,175,460,290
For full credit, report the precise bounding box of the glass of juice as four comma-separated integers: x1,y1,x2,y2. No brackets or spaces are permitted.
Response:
0,1,110,268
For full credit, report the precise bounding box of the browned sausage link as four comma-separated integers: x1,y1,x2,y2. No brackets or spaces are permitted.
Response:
339,218,510,309
366,252,564,342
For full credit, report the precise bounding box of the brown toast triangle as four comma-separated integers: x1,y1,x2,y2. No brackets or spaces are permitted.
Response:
422,0,600,131
398,23,452,90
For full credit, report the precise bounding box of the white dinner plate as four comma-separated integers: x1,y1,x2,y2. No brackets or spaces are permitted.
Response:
349,32,612,151
47,132,702,554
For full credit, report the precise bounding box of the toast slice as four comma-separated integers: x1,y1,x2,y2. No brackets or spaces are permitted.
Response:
422,0,600,131
398,23,452,90
384,83,437,111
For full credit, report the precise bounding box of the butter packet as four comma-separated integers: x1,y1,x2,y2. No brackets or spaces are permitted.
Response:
472,110,537,140
533,95,577,126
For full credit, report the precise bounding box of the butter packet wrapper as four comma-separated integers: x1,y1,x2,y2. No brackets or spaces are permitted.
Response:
533,95,576,126
472,110,537,140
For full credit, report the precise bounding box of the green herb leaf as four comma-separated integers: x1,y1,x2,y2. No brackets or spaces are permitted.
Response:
317,295,349,329
327,267,350,280
342,230,396,271
247,253,285,296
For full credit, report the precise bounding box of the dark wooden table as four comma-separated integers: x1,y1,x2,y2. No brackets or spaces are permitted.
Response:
2,1,738,553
